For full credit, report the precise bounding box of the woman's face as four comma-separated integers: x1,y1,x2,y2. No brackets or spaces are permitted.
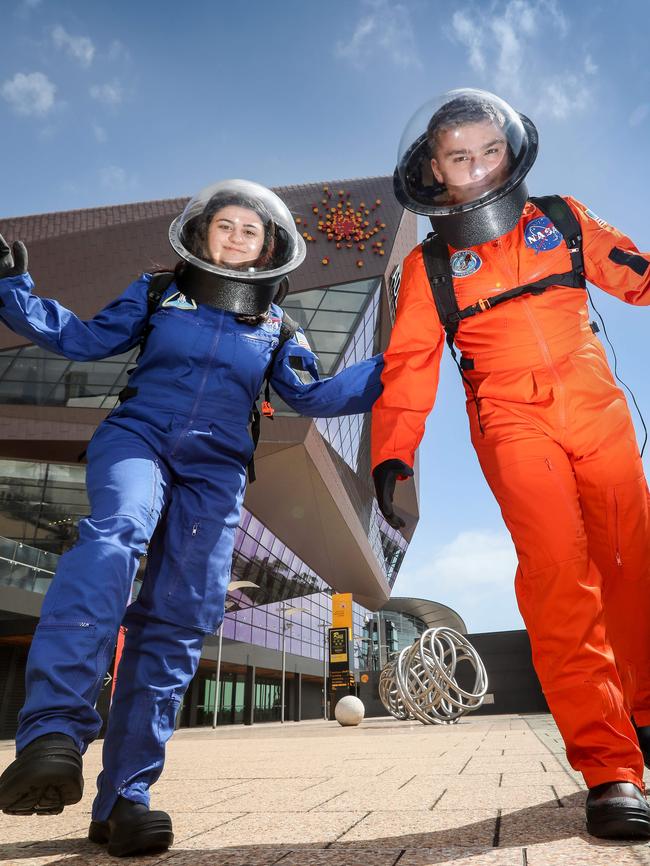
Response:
207,205,265,268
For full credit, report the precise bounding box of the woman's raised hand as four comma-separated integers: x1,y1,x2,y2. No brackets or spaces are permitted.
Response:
0,233,28,279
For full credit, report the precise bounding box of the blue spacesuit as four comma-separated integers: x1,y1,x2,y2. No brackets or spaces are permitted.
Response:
0,268,383,822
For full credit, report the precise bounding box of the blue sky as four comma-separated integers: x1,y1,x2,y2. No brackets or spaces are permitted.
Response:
3,0,650,633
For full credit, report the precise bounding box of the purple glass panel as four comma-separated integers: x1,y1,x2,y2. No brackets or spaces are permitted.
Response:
248,515,263,541
259,527,274,551
265,631,280,651
252,607,266,627
235,622,252,643
271,536,285,558
251,626,266,647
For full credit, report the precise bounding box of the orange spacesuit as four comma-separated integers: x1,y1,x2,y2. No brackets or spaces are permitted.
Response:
372,195,650,790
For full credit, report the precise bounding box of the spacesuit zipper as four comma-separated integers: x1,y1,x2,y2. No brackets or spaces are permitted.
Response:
544,458,578,522
613,493,623,566
170,312,224,457
521,298,567,430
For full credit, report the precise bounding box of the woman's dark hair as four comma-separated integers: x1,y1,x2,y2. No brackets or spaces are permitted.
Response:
427,96,506,157
181,191,278,271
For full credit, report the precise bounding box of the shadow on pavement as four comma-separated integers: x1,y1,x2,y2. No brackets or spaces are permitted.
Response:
1,790,649,864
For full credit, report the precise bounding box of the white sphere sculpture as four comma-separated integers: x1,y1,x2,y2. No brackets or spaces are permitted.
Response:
334,695,365,726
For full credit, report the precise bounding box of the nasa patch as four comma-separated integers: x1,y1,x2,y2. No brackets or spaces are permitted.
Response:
161,291,197,310
524,216,563,253
585,208,608,228
450,250,482,278
262,315,282,334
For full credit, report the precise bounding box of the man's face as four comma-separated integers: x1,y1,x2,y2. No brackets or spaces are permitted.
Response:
430,120,509,204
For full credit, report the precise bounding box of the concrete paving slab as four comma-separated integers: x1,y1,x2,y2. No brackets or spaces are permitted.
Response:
523,837,650,865
438,787,560,811
0,713,644,865
176,811,369,848
333,808,499,847
399,847,524,865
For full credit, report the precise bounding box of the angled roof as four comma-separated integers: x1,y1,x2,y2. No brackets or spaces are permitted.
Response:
380,597,467,634
0,176,413,353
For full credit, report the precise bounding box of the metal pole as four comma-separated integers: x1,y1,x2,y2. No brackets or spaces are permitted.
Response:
281,604,286,724
211,622,223,729
375,611,383,670
322,623,328,721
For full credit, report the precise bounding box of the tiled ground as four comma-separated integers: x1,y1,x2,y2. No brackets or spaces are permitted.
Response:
1,713,650,865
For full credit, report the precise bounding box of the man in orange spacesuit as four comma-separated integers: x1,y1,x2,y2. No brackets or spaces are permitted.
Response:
373,89,650,839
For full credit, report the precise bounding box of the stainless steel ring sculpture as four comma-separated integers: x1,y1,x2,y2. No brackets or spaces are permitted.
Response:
379,627,488,724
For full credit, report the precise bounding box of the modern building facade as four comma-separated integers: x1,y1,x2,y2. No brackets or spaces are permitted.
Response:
0,176,424,736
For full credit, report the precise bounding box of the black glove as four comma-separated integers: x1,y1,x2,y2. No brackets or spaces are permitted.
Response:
372,459,414,530
0,233,28,279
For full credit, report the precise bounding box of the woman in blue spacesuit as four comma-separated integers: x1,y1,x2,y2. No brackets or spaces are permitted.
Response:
0,180,384,856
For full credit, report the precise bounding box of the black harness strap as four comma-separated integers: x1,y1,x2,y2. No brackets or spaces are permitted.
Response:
116,271,176,406
247,312,299,483
421,195,587,434
140,271,176,356
422,196,586,337
114,273,298,482
420,234,485,431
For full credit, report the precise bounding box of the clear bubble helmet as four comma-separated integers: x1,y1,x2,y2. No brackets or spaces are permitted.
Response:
169,179,306,315
394,89,538,247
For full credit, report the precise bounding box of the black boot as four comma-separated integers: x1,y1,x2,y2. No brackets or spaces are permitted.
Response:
635,724,650,769
88,796,174,857
0,733,83,816
586,781,650,838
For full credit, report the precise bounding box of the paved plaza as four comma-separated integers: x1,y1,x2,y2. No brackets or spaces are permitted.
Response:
1,713,650,865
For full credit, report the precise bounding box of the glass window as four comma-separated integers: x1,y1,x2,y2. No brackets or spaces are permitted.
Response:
284,289,326,309
318,292,368,313
310,310,358,333
307,331,349,354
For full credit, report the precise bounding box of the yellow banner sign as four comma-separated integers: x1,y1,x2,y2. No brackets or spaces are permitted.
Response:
331,592,353,631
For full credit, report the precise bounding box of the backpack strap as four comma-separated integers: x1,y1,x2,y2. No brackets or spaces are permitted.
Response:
117,271,176,406
421,233,460,348
422,196,586,341
421,233,484,432
420,198,587,434
247,311,299,483
141,271,175,350
529,194,585,278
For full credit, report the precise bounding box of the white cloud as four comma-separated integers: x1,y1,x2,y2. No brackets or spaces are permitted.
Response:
491,15,523,93
535,74,591,120
452,11,485,73
448,0,592,119
90,81,123,106
100,165,135,190
107,39,130,64
336,0,421,69
52,25,95,67
629,103,649,128
424,529,517,589
393,528,523,633
1,71,56,116
92,122,107,143
15,0,42,18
